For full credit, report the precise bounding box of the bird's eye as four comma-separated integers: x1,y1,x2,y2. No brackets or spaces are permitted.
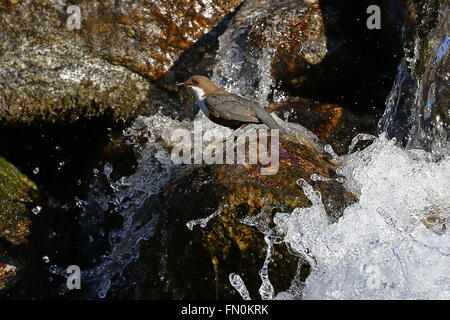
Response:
192,79,198,85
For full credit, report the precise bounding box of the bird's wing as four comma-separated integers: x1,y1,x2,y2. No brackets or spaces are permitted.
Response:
205,94,260,123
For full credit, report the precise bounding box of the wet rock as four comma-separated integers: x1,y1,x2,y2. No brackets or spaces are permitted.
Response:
268,99,343,141
159,12,236,86
267,98,379,154
125,133,356,299
421,206,447,235
213,0,401,113
157,13,238,120
248,0,327,87
195,137,355,298
378,0,449,157
0,156,39,245
0,0,242,124
0,262,18,291
213,0,327,106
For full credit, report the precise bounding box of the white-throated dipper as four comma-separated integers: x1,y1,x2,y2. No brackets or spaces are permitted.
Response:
179,75,285,133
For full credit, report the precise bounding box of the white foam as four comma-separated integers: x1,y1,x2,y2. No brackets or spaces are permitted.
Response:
275,134,450,299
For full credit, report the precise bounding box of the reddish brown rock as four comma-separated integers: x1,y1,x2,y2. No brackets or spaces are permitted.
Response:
0,262,18,291
130,133,356,299
0,0,243,124
78,0,243,80
268,98,343,141
267,98,379,154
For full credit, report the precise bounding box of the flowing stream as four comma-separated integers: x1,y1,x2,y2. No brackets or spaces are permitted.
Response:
76,2,449,300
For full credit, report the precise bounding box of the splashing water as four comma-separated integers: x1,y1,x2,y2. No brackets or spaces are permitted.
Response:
80,109,266,298
347,133,377,153
275,134,450,299
229,273,251,300
186,209,222,230
212,0,289,107
73,1,448,300
212,0,271,100
78,67,449,299
378,5,449,159
79,113,191,298
258,234,276,300
79,101,448,300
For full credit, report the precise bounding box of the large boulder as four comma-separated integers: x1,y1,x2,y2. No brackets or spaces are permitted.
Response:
107,130,356,299
0,0,243,124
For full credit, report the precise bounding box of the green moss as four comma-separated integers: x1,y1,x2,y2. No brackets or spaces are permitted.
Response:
0,156,39,245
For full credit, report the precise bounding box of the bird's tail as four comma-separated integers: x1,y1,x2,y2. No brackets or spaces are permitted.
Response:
255,108,286,134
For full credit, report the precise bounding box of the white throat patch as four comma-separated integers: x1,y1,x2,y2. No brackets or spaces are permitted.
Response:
190,86,210,117
190,86,205,100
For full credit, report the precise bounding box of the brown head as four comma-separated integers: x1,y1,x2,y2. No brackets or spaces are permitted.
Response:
184,75,224,96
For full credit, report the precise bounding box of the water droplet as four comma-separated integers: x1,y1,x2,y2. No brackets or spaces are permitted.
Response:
336,177,346,184
229,273,251,300
74,196,86,208
48,265,59,274
33,167,39,174
32,206,42,215
42,256,50,263
104,163,113,178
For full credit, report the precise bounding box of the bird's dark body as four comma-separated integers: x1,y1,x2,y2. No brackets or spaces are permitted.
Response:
204,93,283,131
183,75,285,133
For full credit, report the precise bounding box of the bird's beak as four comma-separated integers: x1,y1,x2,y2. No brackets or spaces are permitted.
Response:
176,82,185,87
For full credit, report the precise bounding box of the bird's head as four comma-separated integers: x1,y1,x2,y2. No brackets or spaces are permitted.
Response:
179,75,222,99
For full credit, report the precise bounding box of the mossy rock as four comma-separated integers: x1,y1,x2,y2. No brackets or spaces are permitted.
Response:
0,157,39,245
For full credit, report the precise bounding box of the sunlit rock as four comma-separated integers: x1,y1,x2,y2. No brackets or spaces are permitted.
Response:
0,0,242,124
248,0,327,86
267,98,378,154
127,126,356,299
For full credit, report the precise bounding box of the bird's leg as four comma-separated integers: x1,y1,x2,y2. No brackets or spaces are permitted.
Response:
233,124,249,138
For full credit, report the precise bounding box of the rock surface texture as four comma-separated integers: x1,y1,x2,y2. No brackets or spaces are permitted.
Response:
0,0,242,124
